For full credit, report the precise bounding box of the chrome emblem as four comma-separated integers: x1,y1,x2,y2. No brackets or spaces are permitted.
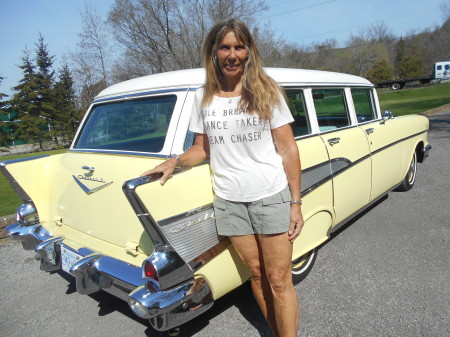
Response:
82,166,95,174
73,166,113,195
167,211,215,234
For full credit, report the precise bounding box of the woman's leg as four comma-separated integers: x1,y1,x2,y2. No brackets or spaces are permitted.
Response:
258,232,299,337
229,235,279,336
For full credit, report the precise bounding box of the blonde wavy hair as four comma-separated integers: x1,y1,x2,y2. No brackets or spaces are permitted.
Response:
201,19,282,120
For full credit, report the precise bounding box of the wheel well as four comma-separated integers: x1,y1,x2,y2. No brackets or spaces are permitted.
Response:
416,142,425,163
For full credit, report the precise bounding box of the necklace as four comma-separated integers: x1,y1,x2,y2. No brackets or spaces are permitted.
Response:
222,91,232,104
221,82,242,104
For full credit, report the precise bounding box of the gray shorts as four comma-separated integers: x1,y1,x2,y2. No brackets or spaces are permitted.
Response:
213,186,291,236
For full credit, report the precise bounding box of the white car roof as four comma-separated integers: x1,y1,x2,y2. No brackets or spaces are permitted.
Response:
95,68,372,101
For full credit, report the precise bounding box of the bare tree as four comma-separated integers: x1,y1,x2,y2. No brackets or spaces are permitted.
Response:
71,5,114,109
344,23,396,77
108,0,268,77
252,23,288,67
440,0,450,20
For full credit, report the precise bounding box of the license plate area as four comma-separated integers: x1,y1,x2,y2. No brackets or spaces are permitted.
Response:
61,246,83,274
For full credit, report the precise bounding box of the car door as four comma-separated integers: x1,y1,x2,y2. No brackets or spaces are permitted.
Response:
351,88,403,200
313,88,372,225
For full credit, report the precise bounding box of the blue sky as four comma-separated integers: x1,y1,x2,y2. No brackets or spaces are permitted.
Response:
1,0,447,97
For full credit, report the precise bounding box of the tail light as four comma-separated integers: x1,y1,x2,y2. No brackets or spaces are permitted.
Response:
144,260,159,281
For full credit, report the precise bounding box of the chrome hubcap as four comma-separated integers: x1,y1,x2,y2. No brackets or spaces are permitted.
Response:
407,153,417,184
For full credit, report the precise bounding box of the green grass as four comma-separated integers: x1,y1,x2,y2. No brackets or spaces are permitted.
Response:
378,83,450,116
0,149,67,216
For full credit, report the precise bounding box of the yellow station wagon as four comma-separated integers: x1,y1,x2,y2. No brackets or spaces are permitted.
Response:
2,68,431,331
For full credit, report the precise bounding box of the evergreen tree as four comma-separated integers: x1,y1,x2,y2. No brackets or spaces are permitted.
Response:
394,37,406,79
53,64,81,143
11,49,48,150
34,34,57,145
11,36,58,151
366,59,394,83
0,76,12,149
0,76,7,107
399,54,425,79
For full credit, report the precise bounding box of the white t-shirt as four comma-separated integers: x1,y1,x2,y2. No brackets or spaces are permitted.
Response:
189,88,294,202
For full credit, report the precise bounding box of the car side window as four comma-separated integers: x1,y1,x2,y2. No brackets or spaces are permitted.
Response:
284,89,311,137
312,88,350,132
351,88,377,123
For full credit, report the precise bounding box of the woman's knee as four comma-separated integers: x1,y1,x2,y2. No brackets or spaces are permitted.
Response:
266,269,293,293
249,264,265,282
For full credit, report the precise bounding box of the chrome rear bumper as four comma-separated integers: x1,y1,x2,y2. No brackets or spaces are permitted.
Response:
129,278,214,330
7,222,51,250
422,144,432,161
7,222,214,331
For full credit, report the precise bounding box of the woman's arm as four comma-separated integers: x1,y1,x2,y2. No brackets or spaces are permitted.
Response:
140,133,210,185
271,124,304,242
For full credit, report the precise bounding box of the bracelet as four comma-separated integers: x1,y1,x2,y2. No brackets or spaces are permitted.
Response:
290,200,302,205
170,154,181,168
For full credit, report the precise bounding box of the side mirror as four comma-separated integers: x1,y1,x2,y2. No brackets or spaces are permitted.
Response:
382,110,394,121
383,110,394,119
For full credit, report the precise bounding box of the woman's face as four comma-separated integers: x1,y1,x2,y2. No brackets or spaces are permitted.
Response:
216,31,248,83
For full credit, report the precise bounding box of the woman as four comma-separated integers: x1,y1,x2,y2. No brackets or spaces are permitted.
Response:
141,19,304,337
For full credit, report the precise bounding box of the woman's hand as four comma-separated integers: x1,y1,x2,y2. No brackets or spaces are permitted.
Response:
140,157,177,185
272,124,303,243
288,204,304,243
139,133,209,186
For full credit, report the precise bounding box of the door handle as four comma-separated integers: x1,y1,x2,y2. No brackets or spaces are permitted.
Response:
365,128,374,135
327,137,340,146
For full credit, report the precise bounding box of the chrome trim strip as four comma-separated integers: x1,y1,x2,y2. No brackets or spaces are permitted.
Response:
319,124,358,135
122,167,194,290
0,155,49,166
123,175,169,246
93,87,197,103
158,203,215,226
68,149,169,157
293,132,317,141
283,84,373,89
330,188,392,234
348,153,371,168
370,130,428,157
0,156,49,201
301,158,352,197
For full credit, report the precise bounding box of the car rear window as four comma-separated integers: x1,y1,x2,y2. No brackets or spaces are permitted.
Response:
312,89,350,132
284,89,311,137
351,88,377,123
74,95,177,153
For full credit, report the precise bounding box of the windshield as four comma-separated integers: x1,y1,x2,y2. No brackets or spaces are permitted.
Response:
74,95,177,153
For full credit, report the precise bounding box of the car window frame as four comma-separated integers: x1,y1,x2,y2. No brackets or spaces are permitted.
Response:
71,90,190,156
309,87,352,134
350,87,379,125
283,87,313,139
